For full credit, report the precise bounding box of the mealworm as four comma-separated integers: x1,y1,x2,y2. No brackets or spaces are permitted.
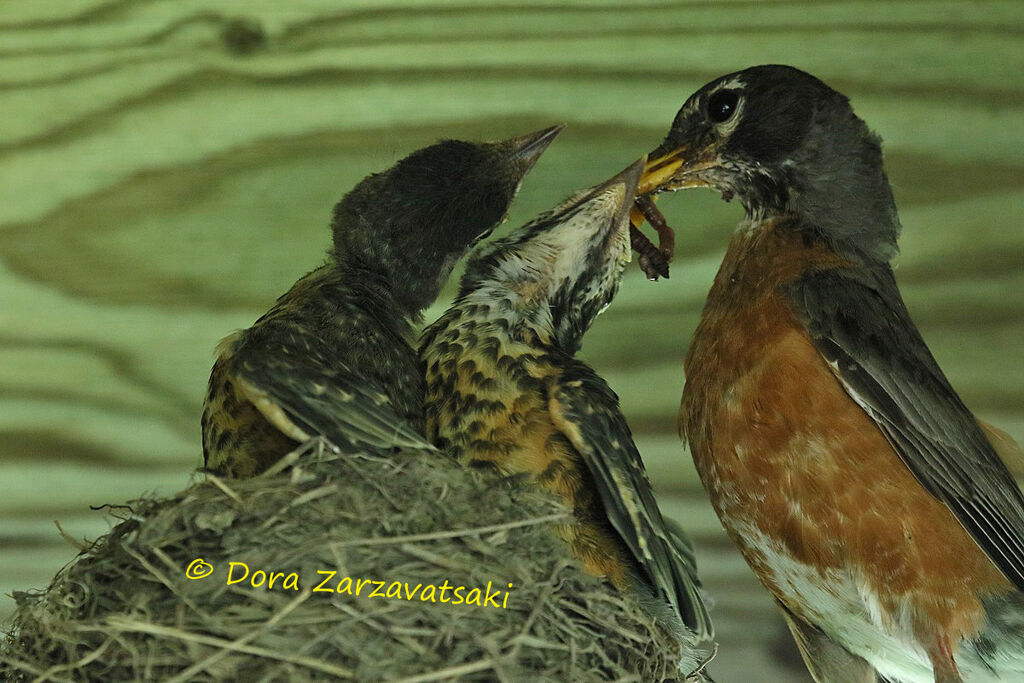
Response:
636,195,676,260
630,224,670,280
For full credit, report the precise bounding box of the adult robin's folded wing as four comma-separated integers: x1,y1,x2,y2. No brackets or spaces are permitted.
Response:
980,419,1024,478
549,363,714,639
787,264,1024,590
231,338,434,456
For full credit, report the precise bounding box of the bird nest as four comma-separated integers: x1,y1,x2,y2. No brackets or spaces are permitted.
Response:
1,441,687,681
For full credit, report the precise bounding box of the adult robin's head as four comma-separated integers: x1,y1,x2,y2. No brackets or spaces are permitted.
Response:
331,125,562,315
640,64,900,262
459,159,643,354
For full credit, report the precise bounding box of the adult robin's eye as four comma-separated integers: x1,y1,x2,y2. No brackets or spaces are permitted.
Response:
708,90,740,124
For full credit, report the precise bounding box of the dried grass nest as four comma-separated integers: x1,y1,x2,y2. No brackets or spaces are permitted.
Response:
2,441,701,682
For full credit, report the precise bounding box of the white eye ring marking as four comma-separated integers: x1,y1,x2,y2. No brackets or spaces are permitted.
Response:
706,78,745,137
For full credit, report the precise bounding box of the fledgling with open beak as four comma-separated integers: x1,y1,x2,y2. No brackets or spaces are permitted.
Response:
202,125,562,478
420,160,715,678
641,64,1024,682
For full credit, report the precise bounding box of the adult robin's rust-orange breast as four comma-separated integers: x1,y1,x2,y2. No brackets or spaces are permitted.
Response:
680,218,1011,662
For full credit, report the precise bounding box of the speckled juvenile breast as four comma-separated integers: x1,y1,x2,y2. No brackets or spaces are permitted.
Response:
422,311,564,477
421,309,633,587
201,349,297,478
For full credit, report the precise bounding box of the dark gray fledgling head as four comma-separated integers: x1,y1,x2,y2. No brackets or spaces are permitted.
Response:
457,159,644,354
331,125,563,316
643,65,900,262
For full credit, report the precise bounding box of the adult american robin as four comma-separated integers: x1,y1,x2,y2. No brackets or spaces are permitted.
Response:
637,64,1024,682
420,160,715,676
202,125,561,478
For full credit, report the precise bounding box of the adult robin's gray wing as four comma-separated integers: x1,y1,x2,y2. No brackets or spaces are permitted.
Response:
787,264,1024,590
549,362,714,639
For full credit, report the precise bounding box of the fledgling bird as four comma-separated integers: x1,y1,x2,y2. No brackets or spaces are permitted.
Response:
202,125,562,477
420,160,715,676
639,64,1024,682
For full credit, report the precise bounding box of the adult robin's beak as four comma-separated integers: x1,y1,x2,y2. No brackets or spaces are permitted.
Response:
627,139,721,280
637,140,721,195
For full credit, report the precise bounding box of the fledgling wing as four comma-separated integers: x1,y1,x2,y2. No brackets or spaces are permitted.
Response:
231,337,434,456
787,265,1024,590
549,363,714,639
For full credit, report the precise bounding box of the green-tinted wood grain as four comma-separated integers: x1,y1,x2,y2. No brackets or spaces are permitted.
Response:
1,3,1021,681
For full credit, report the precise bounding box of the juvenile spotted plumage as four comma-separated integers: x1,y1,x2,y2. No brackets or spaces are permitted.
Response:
202,126,561,477
642,64,1024,682
420,160,715,673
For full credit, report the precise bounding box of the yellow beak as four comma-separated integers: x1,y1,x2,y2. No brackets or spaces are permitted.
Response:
638,150,688,195
636,141,721,196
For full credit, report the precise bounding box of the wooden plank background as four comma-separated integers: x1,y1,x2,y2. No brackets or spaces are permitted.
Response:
1,2,1022,680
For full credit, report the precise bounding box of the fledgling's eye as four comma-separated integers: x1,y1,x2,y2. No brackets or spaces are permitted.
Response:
707,90,740,124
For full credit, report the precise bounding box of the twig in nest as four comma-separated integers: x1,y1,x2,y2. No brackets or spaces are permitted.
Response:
330,512,569,548
164,589,313,683
53,520,87,551
260,436,336,478
389,658,497,683
89,617,354,679
204,473,243,504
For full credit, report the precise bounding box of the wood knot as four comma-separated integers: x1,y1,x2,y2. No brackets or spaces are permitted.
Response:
221,17,267,56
